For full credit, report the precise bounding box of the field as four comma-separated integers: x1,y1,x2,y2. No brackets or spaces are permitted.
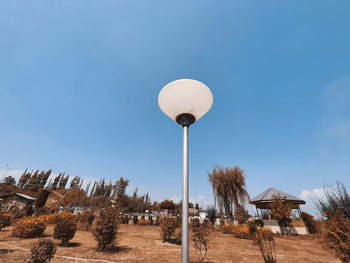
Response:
0,224,340,263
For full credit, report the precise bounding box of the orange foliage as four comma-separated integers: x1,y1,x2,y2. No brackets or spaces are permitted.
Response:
221,223,251,239
138,219,151,225
13,215,48,238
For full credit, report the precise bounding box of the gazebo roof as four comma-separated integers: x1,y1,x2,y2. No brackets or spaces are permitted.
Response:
250,188,305,205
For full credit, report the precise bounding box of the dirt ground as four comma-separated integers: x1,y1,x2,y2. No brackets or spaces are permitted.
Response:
0,224,340,263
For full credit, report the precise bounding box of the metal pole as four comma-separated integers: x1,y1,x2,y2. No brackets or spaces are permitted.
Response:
182,125,189,263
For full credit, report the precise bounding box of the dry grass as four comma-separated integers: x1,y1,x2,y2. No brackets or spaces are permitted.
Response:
0,224,340,263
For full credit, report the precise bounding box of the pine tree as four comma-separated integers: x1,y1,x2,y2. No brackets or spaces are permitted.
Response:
38,169,51,188
70,176,81,189
51,174,62,190
58,174,69,190
17,170,31,189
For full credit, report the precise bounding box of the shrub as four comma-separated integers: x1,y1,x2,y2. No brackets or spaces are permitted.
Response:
138,219,151,225
45,213,58,225
13,216,48,238
191,218,212,263
300,212,320,234
0,212,12,230
160,217,178,242
175,229,182,245
53,215,77,246
28,238,56,263
92,207,119,251
77,211,95,231
222,223,235,234
248,219,264,244
56,212,76,223
254,228,276,263
322,212,350,263
231,224,250,240
44,212,76,225
222,222,251,239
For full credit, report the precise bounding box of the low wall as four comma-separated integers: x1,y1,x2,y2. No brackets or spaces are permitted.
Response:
263,220,308,235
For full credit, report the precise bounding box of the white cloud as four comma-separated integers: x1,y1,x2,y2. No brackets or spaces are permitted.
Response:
300,187,327,201
299,187,328,217
171,195,181,203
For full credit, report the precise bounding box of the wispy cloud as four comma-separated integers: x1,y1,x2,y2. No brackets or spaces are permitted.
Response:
171,195,181,203
321,77,350,143
322,78,350,113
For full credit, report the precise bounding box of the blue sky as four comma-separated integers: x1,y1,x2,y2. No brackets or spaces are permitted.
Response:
1,1,350,215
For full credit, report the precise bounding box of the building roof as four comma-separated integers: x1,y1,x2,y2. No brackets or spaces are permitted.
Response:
189,208,199,215
16,193,36,201
0,192,36,201
250,188,305,205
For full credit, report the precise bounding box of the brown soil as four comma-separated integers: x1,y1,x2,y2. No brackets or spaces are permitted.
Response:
0,224,340,263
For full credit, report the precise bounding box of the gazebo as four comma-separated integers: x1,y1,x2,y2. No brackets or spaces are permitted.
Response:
250,188,305,218
250,188,307,234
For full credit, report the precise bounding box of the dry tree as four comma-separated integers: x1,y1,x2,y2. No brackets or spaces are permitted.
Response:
191,218,212,263
208,165,250,222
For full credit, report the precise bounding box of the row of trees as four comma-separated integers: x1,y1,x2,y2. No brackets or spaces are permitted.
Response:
0,169,204,216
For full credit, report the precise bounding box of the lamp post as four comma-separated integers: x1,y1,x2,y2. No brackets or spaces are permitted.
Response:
158,79,213,263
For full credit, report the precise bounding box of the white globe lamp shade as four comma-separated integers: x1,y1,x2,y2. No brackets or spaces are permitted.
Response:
158,79,213,126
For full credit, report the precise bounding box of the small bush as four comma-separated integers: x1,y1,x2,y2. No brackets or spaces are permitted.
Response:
254,228,276,263
222,223,235,234
222,222,251,239
92,207,119,252
0,212,12,230
248,219,264,244
160,217,178,242
28,238,56,263
44,212,76,225
44,213,58,225
56,212,76,223
77,211,95,231
175,229,182,245
13,216,48,238
53,215,77,246
191,218,212,263
232,224,250,240
138,219,151,225
301,212,320,234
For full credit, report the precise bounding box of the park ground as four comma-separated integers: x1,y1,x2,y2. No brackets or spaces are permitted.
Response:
0,224,340,263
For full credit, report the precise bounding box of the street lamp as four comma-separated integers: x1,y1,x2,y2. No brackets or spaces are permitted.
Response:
158,79,213,263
